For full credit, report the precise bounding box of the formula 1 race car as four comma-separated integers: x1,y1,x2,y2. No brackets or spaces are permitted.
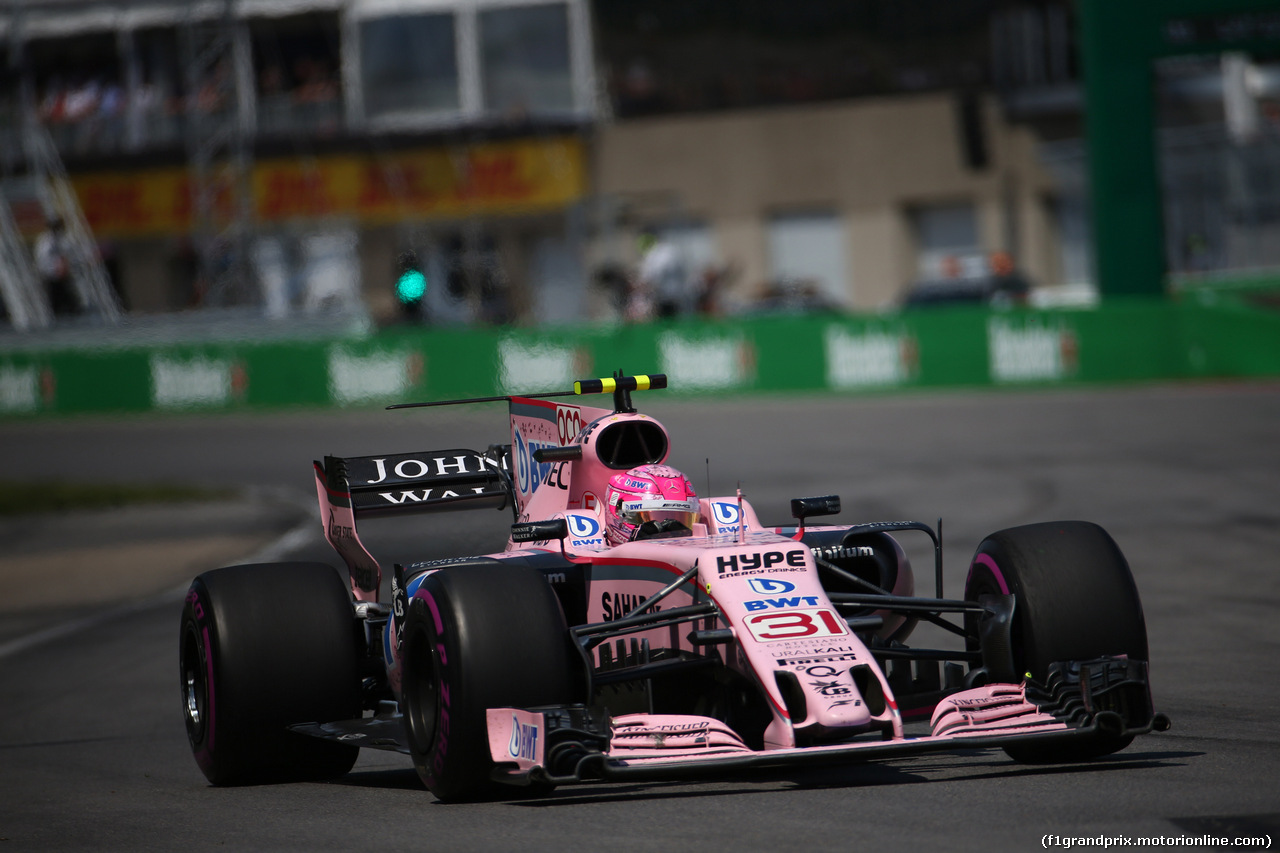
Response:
179,373,1169,801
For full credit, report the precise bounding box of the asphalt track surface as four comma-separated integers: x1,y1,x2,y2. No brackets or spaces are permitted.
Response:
2,383,1278,852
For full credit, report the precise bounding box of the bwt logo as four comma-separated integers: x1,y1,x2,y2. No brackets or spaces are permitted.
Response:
748,578,795,595
745,595,821,611
514,431,557,496
717,550,806,574
711,501,741,528
567,515,600,538
508,716,539,761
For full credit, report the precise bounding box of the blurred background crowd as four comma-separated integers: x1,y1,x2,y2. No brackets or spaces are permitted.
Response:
2,0,1279,335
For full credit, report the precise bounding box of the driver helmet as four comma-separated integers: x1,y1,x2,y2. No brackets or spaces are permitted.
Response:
604,464,699,547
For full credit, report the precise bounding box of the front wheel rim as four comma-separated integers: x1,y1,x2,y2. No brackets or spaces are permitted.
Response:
403,629,441,757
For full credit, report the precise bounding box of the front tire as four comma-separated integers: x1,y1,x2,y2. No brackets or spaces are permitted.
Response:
964,521,1149,762
180,562,361,785
401,564,582,802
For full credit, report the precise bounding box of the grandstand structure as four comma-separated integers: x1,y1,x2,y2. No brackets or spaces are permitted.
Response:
1,0,1275,331
1,0,599,329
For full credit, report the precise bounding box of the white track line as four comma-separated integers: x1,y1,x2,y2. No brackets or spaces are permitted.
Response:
228,517,318,566
0,514,319,662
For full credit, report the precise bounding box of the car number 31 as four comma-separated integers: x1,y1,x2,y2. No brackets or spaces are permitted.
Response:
744,609,847,642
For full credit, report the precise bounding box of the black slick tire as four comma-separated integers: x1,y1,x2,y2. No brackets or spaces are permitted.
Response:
964,520,1149,763
179,562,361,785
401,564,581,802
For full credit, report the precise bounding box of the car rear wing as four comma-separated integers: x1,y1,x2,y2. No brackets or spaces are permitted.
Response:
318,449,511,518
317,372,666,601
313,448,511,601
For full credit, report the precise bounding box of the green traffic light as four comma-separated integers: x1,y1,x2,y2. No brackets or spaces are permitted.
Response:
396,269,427,303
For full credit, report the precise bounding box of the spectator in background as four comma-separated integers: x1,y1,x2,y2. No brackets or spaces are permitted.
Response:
63,76,100,122
96,79,125,151
617,58,660,114
39,76,67,123
940,254,962,280
625,276,655,323
127,78,166,148
292,56,340,134
696,262,736,316
637,228,689,319
592,262,630,321
194,59,232,113
257,63,288,133
35,216,77,316
988,251,1031,306
293,57,339,105
259,63,286,98
64,76,101,151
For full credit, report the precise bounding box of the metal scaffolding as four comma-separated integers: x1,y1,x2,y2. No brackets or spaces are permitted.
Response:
180,0,257,308
0,187,52,331
22,117,123,324
0,3,122,330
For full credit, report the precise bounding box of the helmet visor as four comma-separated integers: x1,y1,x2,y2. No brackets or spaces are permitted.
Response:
624,509,700,529
620,499,698,530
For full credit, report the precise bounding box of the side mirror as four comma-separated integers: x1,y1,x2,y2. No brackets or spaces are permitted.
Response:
510,518,569,544
791,495,841,522
533,446,583,463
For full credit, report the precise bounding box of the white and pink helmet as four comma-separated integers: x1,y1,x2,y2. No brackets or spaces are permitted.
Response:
604,464,700,546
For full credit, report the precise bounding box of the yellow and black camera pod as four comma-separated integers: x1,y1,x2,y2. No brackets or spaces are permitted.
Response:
387,371,667,413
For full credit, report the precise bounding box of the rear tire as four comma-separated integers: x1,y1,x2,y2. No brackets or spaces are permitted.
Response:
964,521,1148,763
180,562,361,785
401,564,582,802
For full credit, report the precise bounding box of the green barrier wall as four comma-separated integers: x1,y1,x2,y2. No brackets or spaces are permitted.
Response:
2,299,1278,417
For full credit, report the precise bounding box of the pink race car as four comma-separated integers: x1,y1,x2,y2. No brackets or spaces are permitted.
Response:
179,373,1169,801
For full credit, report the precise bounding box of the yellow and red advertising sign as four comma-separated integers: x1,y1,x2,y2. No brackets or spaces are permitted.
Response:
71,135,586,238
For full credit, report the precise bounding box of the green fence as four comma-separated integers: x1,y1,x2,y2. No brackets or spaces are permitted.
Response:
2,298,1278,417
